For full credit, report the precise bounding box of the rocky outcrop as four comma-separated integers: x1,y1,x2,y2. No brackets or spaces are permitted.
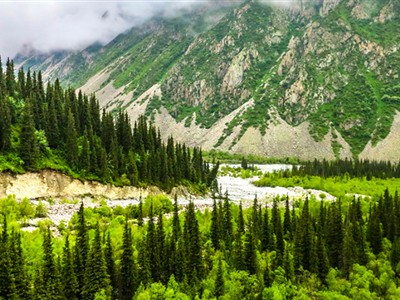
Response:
0,170,163,200
320,0,341,16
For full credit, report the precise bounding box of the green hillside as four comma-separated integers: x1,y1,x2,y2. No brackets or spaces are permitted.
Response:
17,0,400,158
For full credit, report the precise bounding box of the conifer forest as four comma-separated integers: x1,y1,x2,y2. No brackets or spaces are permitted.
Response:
1,56,400,299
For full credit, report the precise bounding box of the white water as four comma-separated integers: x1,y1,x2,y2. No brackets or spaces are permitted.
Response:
217,164,334,202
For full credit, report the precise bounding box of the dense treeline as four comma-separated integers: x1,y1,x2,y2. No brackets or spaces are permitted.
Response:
291,159,400,179
0,58,218,189
2,191,400,299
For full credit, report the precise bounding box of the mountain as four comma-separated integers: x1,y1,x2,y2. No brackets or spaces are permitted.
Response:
16,0,400,161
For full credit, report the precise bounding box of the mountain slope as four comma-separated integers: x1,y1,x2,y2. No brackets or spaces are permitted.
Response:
17,0,400,160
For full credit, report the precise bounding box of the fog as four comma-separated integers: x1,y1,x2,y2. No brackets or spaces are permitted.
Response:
0,0,309,59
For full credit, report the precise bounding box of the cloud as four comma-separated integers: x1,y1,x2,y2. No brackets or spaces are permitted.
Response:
0,0,227,59
0,0,311,59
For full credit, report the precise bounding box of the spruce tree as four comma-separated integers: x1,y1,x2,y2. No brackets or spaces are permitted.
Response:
62,235,78,300
342,223,357,277
83,224,110,300
261,208,271,252
119,221,136,300
223,191,233,250
74,203,89,298
5,58,15,96
294,198,313,271
137,197,144,227
41,228,64,299
0,95,11,151
272,200,284,260
183,201,202,281
19,100,39,170
367,205,382,255
283,196,292,240
214,256,225,298
244,228,257,275
0,216,16,299
211,195,221,250
326,201,343,268
146,204,159,281
10,231,30,299
65,110,79,168
157,212,167,284
105,233,118,300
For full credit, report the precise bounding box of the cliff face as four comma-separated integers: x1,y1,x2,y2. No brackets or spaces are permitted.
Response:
17,0,400,160
0,170,162,200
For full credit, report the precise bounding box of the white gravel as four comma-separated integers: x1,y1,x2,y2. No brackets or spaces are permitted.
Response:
24,164,335,227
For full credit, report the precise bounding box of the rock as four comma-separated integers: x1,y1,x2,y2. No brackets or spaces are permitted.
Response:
320,0,341,17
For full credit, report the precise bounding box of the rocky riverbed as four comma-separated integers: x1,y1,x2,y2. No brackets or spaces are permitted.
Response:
15,164,336,230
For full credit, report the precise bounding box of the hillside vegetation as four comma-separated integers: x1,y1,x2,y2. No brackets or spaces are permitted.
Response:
0,59,218,191
17,0,400,158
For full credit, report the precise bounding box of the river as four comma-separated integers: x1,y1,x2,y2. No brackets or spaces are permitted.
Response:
34,164,335,228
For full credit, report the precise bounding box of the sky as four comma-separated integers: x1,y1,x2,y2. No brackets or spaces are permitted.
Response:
0,0,302,59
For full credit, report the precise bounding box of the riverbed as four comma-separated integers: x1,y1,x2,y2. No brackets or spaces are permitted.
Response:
27,164,335,228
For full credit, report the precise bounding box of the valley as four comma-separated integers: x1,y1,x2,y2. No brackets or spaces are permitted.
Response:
0,0,400,299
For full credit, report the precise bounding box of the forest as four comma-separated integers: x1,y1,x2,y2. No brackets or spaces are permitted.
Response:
2,56,400,299
0,58,218,191
1,187,400,299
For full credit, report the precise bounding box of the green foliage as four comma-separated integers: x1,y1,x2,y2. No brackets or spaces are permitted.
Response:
2,183,400,298
0,63,218,193
35,201,48,218
142,195,173,217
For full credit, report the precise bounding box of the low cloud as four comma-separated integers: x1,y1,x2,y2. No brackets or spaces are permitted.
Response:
0,0,226,59
0,0,311,59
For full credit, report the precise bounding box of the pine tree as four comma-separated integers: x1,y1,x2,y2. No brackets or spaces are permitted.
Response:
137,239,151,285
19,100,39,170
237,201,245,236
183,201,202,281
10,231,30,299
74,203,89,298
105,233,118,300
83,224,110,300
79,130,91,173
5,58,15,96
272,200,284,260
0,216,16,299
367,205,382,255
146,204,159,281
342,223,357,277
0,94,11,151
283,243,294,282
326,201,343,268
214,256,224,298
138,197,144,227
283,196,292,240
261,208,271,252
223,191,233,250
244,228,257,275
65,110,79,168
294,198,314,271
169,195,183,280
211,195,221,250
119,221,136,300
62,235,78,300
157,212,167,284
316,226,330,283
41,228,64,299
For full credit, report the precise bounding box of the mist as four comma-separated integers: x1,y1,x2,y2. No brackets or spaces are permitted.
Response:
0,0,309,59
0,0,220,59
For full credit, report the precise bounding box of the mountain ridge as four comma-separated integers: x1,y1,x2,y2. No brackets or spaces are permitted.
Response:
16,0,400,160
